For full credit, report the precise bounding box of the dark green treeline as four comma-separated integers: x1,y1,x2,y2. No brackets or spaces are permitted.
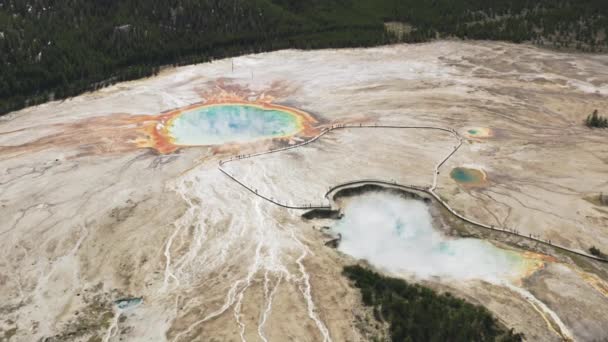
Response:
2,0,608,115
343,265,524,341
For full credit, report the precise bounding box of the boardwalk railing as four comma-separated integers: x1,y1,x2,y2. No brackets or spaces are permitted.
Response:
325,180,607,263
217,123,607,263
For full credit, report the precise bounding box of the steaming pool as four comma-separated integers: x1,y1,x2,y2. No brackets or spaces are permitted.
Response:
167,103,303,146
331,192,538,281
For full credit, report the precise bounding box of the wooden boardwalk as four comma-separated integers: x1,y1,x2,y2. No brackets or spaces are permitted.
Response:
218,123,607,263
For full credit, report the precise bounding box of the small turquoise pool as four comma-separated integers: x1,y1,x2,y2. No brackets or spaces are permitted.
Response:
450,167,485,184
168,104,302,146
465,127,492,138
115,297,143,310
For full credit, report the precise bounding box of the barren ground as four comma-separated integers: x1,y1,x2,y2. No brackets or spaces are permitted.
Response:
1,41,608,341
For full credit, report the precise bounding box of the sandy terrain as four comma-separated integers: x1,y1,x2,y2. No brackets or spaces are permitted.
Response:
1,41,608,341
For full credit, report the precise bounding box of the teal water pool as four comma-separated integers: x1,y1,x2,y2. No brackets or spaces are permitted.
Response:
168,104,302,146
450,167,485,184
114,297,142,310
465,127,492,138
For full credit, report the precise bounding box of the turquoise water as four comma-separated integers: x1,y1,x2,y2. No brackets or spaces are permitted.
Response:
114,297,143,310
169,104,300,146
468,129,479,135
450,167,483,184
332,192,525,281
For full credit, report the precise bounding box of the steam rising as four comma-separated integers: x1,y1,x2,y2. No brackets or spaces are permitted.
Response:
332,192,527,282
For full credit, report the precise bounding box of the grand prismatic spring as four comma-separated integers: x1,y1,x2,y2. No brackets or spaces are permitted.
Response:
143,101,317,153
